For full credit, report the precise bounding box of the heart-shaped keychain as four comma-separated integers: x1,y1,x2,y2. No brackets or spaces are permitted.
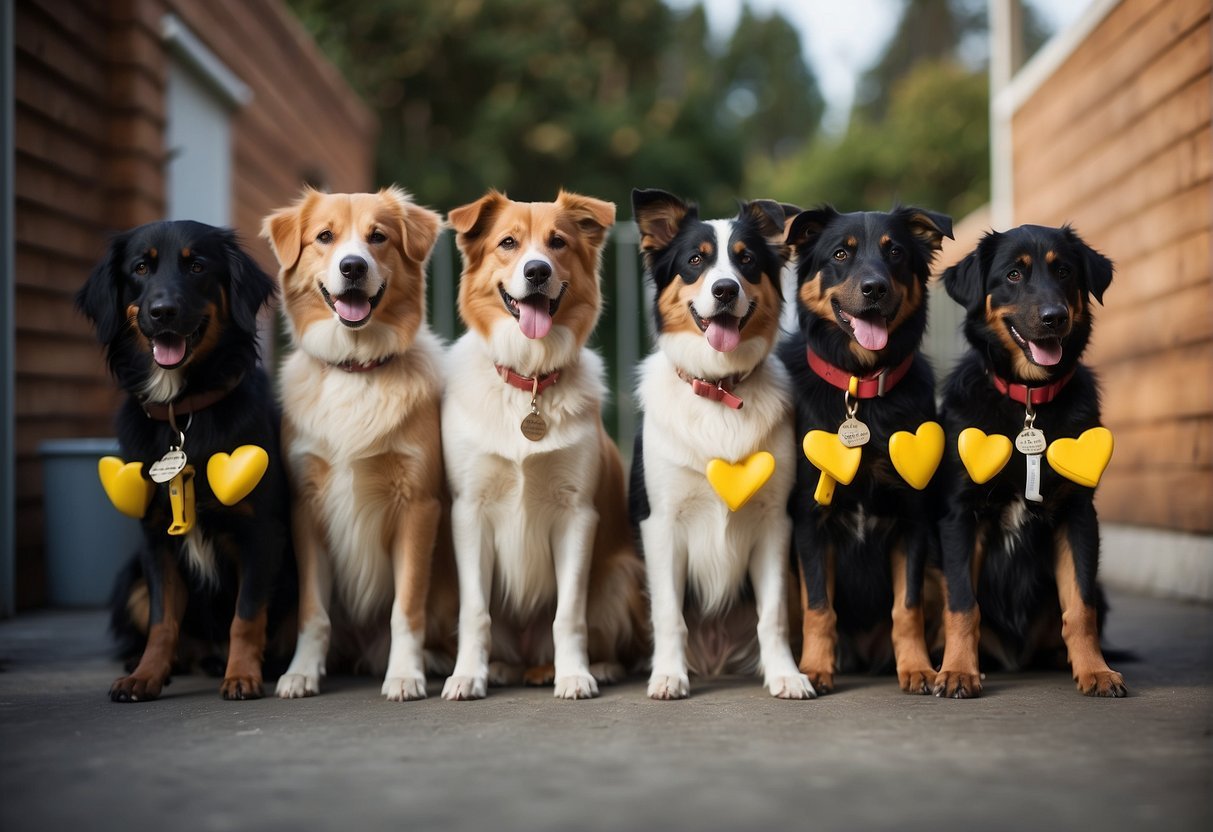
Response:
802,430,862,485
206,445,269,506
98,457,154,519
957,428,1013,484
1045,427,1113,488
889,421,944,490
705,451,775,511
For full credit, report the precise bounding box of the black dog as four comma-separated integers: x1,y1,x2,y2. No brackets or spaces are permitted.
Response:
77,220,293,701
778,205,952,694
935,224,1122,698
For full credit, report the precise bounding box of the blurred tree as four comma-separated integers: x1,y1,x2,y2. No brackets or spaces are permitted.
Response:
285,0,822,216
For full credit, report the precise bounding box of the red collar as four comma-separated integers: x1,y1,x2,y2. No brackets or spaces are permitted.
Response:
990,369,1075,406
140,377,241,421
495,364,561,395
673,367,745,410
334,355,394,373
806,348,914,399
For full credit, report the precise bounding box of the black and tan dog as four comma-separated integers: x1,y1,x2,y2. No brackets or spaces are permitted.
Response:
935,224,1122,698
778,205,952,694
77,221,293,701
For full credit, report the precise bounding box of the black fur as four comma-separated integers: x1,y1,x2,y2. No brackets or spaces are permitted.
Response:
778,205,952,686
77,221,294,700
938,225,1120,678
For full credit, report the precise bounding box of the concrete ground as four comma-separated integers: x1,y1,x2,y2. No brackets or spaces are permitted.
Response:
0,591,1209,832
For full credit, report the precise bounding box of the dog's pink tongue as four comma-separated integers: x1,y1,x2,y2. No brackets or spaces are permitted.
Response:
334,295,371,323
1029,339,1063,366
851,315,888,351
705,317,741,352
518,298,553,340
152,334,186,367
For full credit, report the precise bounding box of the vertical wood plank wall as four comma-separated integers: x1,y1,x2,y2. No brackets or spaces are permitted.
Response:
13,0,375,607
1011,0,1212,533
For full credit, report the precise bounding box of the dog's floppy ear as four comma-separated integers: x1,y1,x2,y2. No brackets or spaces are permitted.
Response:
261,188,320,271
632,188,694,254
785,205,838,251
76,230,131,345
222,230,276,334
742,199,788,248
898,206,955,252
447,190,508,257
557,190,616,249
381,185,442,265
1063,225,1114,305
942,233,996,312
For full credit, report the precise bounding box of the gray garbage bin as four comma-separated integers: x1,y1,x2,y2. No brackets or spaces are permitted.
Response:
39,438,143,607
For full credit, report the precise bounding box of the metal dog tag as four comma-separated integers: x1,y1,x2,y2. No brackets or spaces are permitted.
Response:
521,410,547,442
838,418,871,448
149,448,188,483
1015,428,1047,456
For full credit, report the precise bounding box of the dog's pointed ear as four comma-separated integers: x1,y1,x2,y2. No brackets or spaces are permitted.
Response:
786,206,838,251
76,230,131,345
632,188,694,254
899,206,955,252
447,190,508,257
743,199,789,248
222,230,277,334
381,185,442,265
942,236,992,312
557,190,616,249
1064,225,1114,305
261,188,319,271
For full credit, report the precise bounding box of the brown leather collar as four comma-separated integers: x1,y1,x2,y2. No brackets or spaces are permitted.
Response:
140,377,241,421
333,355,395,373
673,367,746,410
495,364,561,395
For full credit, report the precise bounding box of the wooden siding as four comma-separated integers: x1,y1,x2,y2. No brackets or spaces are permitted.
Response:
13,0,375,607
1011,0,1212,532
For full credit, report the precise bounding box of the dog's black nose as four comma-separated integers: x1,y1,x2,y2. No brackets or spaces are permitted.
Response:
339,255,368,281
860,277,889,300
711,280,739,304
147,297,178,322
524,260,552,286
1040,305,1069,329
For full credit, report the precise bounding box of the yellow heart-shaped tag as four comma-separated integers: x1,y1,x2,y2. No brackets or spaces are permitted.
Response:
957,428,1013,484
889,421,944,490
706,451,775,511
802,430,862,485
98,456,154,519
1046,427,1113,488
206,445,269,506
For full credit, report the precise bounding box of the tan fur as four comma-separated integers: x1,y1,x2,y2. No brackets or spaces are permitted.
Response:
1055,529,1125,696
264,188,456,697
657,276,708,338
985,295,1051,382
889,545,935,694
797,546,837,693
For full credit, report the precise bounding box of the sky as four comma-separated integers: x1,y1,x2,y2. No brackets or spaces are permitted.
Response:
664,0,1095,131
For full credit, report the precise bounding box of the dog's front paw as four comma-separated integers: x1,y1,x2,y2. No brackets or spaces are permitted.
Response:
799,666,834,695
553,673,599,700
933,670,982,699
647,672,690,700
898,667,936,695
110,671,169,703
1076,669,1127,698
589,661,625,685
382,676,427,701
442,674,487,701
767,673,816,700
276,672,320,699
221,674,264,700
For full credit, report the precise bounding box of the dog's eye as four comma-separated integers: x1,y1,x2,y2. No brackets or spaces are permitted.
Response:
1057,266,1071,279
549,236,566,250
887,246,903,260
133,262,148,276
500,236,517,250
688,254,703,267
368,230,387,244
317,230,333,244
189,261,204,274
738,250,753,266
832,249,848,262
1007,269,1022,282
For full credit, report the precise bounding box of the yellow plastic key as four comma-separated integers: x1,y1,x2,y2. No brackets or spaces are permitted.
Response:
802,430,862,486
98,456,154,519
167,466,196,536
813,471,837,506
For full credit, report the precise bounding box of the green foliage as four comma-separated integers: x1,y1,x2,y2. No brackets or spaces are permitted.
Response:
748,60,989,219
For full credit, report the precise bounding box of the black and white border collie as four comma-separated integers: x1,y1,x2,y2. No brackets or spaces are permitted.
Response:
629,188,813,700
